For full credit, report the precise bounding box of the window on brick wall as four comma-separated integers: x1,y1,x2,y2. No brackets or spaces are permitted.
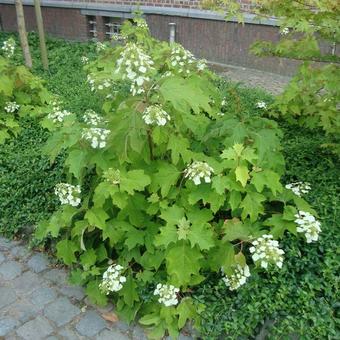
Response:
104,17,123,39
87,16,97,38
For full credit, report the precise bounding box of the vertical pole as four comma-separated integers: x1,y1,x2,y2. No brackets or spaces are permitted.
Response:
168,23,176,44
15,0,32,68
34,0,48,70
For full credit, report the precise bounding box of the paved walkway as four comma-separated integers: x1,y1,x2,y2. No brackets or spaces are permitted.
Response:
218,64,291,95
0,237,149,340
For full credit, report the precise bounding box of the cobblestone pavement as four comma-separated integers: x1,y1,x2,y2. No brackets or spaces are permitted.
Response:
218,64,292,95
0,237,159,340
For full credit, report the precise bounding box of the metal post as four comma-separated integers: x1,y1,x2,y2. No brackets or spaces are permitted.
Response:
168,22,176,44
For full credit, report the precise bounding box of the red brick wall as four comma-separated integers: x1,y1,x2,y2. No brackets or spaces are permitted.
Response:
0,3,298,74
0,5,88,41
47,0,252,10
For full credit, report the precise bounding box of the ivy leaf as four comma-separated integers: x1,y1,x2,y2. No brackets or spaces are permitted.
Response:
167,134,192,165
151,162,180,197
177,297,197,329
93,181,118,207
85,207,109,229
229,191,242,210
120,274,139,307
240,192,266,222
222,218,250,241
235,165,249,187
208,240,235,271
264,214,297,238
251,169,283,195
166,241,203,286
86,280,107,306
56,239,79,265
187,223,215,250
188,184,225,213
160,205,185,225
80,249,97,269
154,224,177,248
65,149,87,179
120,170,151,195
160,76,212,114
125,227,145,250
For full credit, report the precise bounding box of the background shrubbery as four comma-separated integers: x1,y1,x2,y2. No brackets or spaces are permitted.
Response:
0,32,338,338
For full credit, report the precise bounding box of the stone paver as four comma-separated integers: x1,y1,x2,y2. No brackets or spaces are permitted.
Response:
44,297,80,327
0,317,19,337
75,310,107,336
30,287,58,306
219,64,291,95
0,287,17,308
0,236,194,339
0,260,23,280
27,253,49,273
16,316,54,340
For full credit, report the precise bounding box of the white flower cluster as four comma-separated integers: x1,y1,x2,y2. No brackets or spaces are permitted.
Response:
154,284,179,307
86,75,112,92
115,43,154,96
47,98,72,123
197,59,207,71
99,264,126,294
256,101,267,109
294,211,321,243
135,18,149,29
54,183,81,207
111,33,126,42
185,161,214,185
1,38,15,58
142,105,170,126
249,234,284,269
96,41,107,53
285,182,311,197
169,45,195,74
280,27,290,35
4,101,20,113
222,265,251,291
221,97,227,107
81,56,89,64
82,127,110,149
83,109,105,126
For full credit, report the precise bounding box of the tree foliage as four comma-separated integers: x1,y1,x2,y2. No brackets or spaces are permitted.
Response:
204,0,340,153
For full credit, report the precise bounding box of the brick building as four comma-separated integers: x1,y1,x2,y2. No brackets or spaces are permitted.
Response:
0,0,299,74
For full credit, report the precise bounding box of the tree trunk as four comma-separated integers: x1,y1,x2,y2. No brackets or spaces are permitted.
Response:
34,0,48,70
15,0,32,68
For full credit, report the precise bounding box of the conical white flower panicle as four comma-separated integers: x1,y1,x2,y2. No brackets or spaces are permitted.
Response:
285,182,311,197
99,264,126,294
249,234,284,269
142,105,170,126
47,98,72,123
83,109,105,126
1,38,15,58
294,211,321,243
256,101,267,109
54,183,81,207
153,283,180,307
115,43,154,96
4,101,20,113
81,127,110,149
185,161,214,185
222,264,251,291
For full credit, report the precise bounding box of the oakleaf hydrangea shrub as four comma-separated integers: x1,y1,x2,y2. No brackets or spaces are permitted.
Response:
36,17,321,338
0,38,52,144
